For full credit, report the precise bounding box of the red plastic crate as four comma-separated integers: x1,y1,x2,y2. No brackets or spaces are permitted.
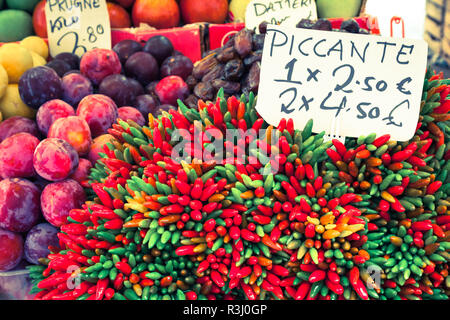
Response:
136,26,202,63
208,22,245,51
111,28,139,46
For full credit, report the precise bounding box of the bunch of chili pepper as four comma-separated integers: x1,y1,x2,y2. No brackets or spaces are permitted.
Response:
28,70,449,300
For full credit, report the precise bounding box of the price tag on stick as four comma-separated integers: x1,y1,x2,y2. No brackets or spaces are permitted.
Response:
45,0,112,58
256,25,428,142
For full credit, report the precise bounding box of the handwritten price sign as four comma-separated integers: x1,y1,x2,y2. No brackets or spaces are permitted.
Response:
45,0,111,58
245,0,317,31
256,26,428,141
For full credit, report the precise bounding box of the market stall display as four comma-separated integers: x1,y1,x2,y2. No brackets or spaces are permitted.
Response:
25,66,450,300
0,0,448,302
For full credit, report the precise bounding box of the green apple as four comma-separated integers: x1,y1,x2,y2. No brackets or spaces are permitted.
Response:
0,10,33,42
316,0,362,18
6,0,40,13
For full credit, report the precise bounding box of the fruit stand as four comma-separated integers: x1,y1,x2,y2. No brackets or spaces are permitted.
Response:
0,0,449,304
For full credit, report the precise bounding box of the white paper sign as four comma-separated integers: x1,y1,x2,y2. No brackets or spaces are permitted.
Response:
245,0,317,31
256,25,428,141
45,0,111,58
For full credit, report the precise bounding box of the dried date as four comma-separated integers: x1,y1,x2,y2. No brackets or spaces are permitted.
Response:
224,59,244,82
184,94,199,110
244,61,260,94
211,79,240,94
185,75,198,91
243,51,262,68
202,64,225,83
193,54,219,80
252,34,265,51
217,47,237,63
234,29,253,58
194,82,215,101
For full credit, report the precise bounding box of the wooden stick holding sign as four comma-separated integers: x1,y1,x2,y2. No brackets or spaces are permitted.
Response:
255,25,428,142
45,0,112,58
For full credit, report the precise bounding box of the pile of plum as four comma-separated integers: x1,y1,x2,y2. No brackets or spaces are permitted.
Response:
23,35,194,121
0,114,91,272
0,35,194,272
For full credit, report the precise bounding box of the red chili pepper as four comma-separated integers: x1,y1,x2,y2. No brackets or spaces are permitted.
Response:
411,220,433,232
326,148,342,163
114,272,124,290
383,279,397,289
295,282,311,300
327,271,340,284
104,219,123,230
305,164,315,180
202,219,215,233
277,118,286,132
104,288,115,300
102,158,133,171
436,215,450,225
332,139,347,156
261,279,274,292
391,149,413,162
175,245,196,256
426,181,442,194
281,181,298,200
349,267,359,286
266,273,281,286
41,288,62,300
326,279,344,295
430,272,444,283
407,156,426,167
51,291,76,300
240,229,257,242
262,234,282,251
69,209,90,223
48,257,78,271
418,283,433,295
305,183,315,197
227,226,240,240
305,223,315,238
95,278,109,300
352,279,369,300
91,183,114,209
238,266,252,278
391,198,405,213
115,262,132,275
431,223,445,238
309,270,326,283
253,215,272,225
73,281,92,298
372,134,390,147
387,186,404,196
280,276,296,287
37,273,71,290
295,164,306,181
271,285,285,299
353,255,366,265
175,180,191,195
200,185,218,202
285,286,297,298
241,283,256,300
93,207,119,220
252,118,264,131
